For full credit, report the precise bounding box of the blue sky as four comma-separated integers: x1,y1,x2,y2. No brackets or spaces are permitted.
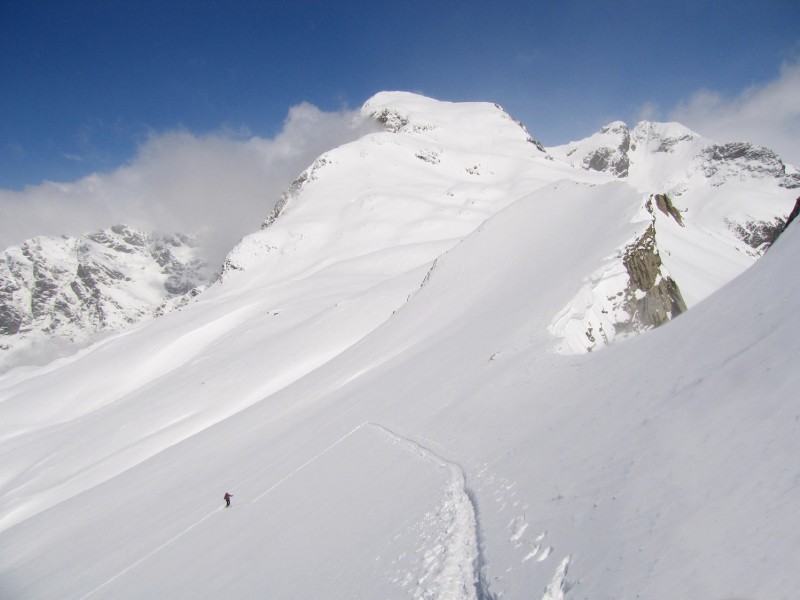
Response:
0,0,798,260
2,0,798,190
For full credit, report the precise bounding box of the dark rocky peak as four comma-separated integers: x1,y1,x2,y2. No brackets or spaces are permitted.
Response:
568,121,632,178
583,146,630,178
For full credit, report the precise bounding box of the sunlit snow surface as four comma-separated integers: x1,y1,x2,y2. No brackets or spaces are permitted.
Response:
0,92,798,599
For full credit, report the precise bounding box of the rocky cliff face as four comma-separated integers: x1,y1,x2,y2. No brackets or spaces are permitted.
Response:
618,222,687,332
549,201,688,354
0,225,210,370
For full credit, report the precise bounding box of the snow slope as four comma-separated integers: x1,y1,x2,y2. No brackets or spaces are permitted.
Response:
0,92,798,599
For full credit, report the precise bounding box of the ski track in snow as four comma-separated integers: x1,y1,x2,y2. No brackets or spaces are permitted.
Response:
369,423,495,600
77,507,225,600
65,419,555,600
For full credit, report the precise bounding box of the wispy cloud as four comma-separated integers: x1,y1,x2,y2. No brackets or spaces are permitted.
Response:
0,103,372,266
669,59,800,166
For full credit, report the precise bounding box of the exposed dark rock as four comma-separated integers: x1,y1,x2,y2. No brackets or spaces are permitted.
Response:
701,142,788,180
647,194,685,226
415,149,441,165
0,303,22,335
726,217,787,252
1,226,209,366
764,196,800,247
617,224,687,333
785,196,800,229
111,224,147,247
494,104,547,153
655,134,693,152
372,108,409,133
263,157,330,230
779,173,800,189
582,145,629,178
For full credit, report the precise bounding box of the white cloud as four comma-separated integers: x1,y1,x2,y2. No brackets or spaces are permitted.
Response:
635,101,660,122
0,103,373,266
669,59,800,167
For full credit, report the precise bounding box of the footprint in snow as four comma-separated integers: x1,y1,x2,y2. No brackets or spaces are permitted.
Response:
537,546,553,562
508,515,529,545
521,544,541,563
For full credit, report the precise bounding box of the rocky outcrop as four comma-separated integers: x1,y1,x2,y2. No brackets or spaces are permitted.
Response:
647,193,684,226
770,196,800,245
700,142,798,187
784,196,800,230
262,156,331,230
580,122,631,178
726,216,787,254
371,107,410,133
549,214,688,354
493,103,548,153
617,224,687,333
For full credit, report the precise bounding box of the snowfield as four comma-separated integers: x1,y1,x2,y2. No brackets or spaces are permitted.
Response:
0,92,798,599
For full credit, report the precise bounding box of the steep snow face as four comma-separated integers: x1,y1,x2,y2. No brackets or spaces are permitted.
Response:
0,225,210,371
222,91,589,290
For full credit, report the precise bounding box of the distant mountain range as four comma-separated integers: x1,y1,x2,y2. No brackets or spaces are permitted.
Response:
0,225,209,370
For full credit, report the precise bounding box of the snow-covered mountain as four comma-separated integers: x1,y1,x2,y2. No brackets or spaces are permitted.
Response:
3,96,795,368
0,92,798,600
0,225,210,371
547,120,796,352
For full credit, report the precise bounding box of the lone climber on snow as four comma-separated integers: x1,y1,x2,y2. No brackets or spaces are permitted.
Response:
224,492,233,507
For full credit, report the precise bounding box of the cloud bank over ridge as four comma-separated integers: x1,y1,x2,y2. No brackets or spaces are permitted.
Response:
3,63,799,272
0,103,372,266
669,59,800,167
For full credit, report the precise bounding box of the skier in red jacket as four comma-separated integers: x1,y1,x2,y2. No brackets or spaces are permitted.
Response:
224,492,233,507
